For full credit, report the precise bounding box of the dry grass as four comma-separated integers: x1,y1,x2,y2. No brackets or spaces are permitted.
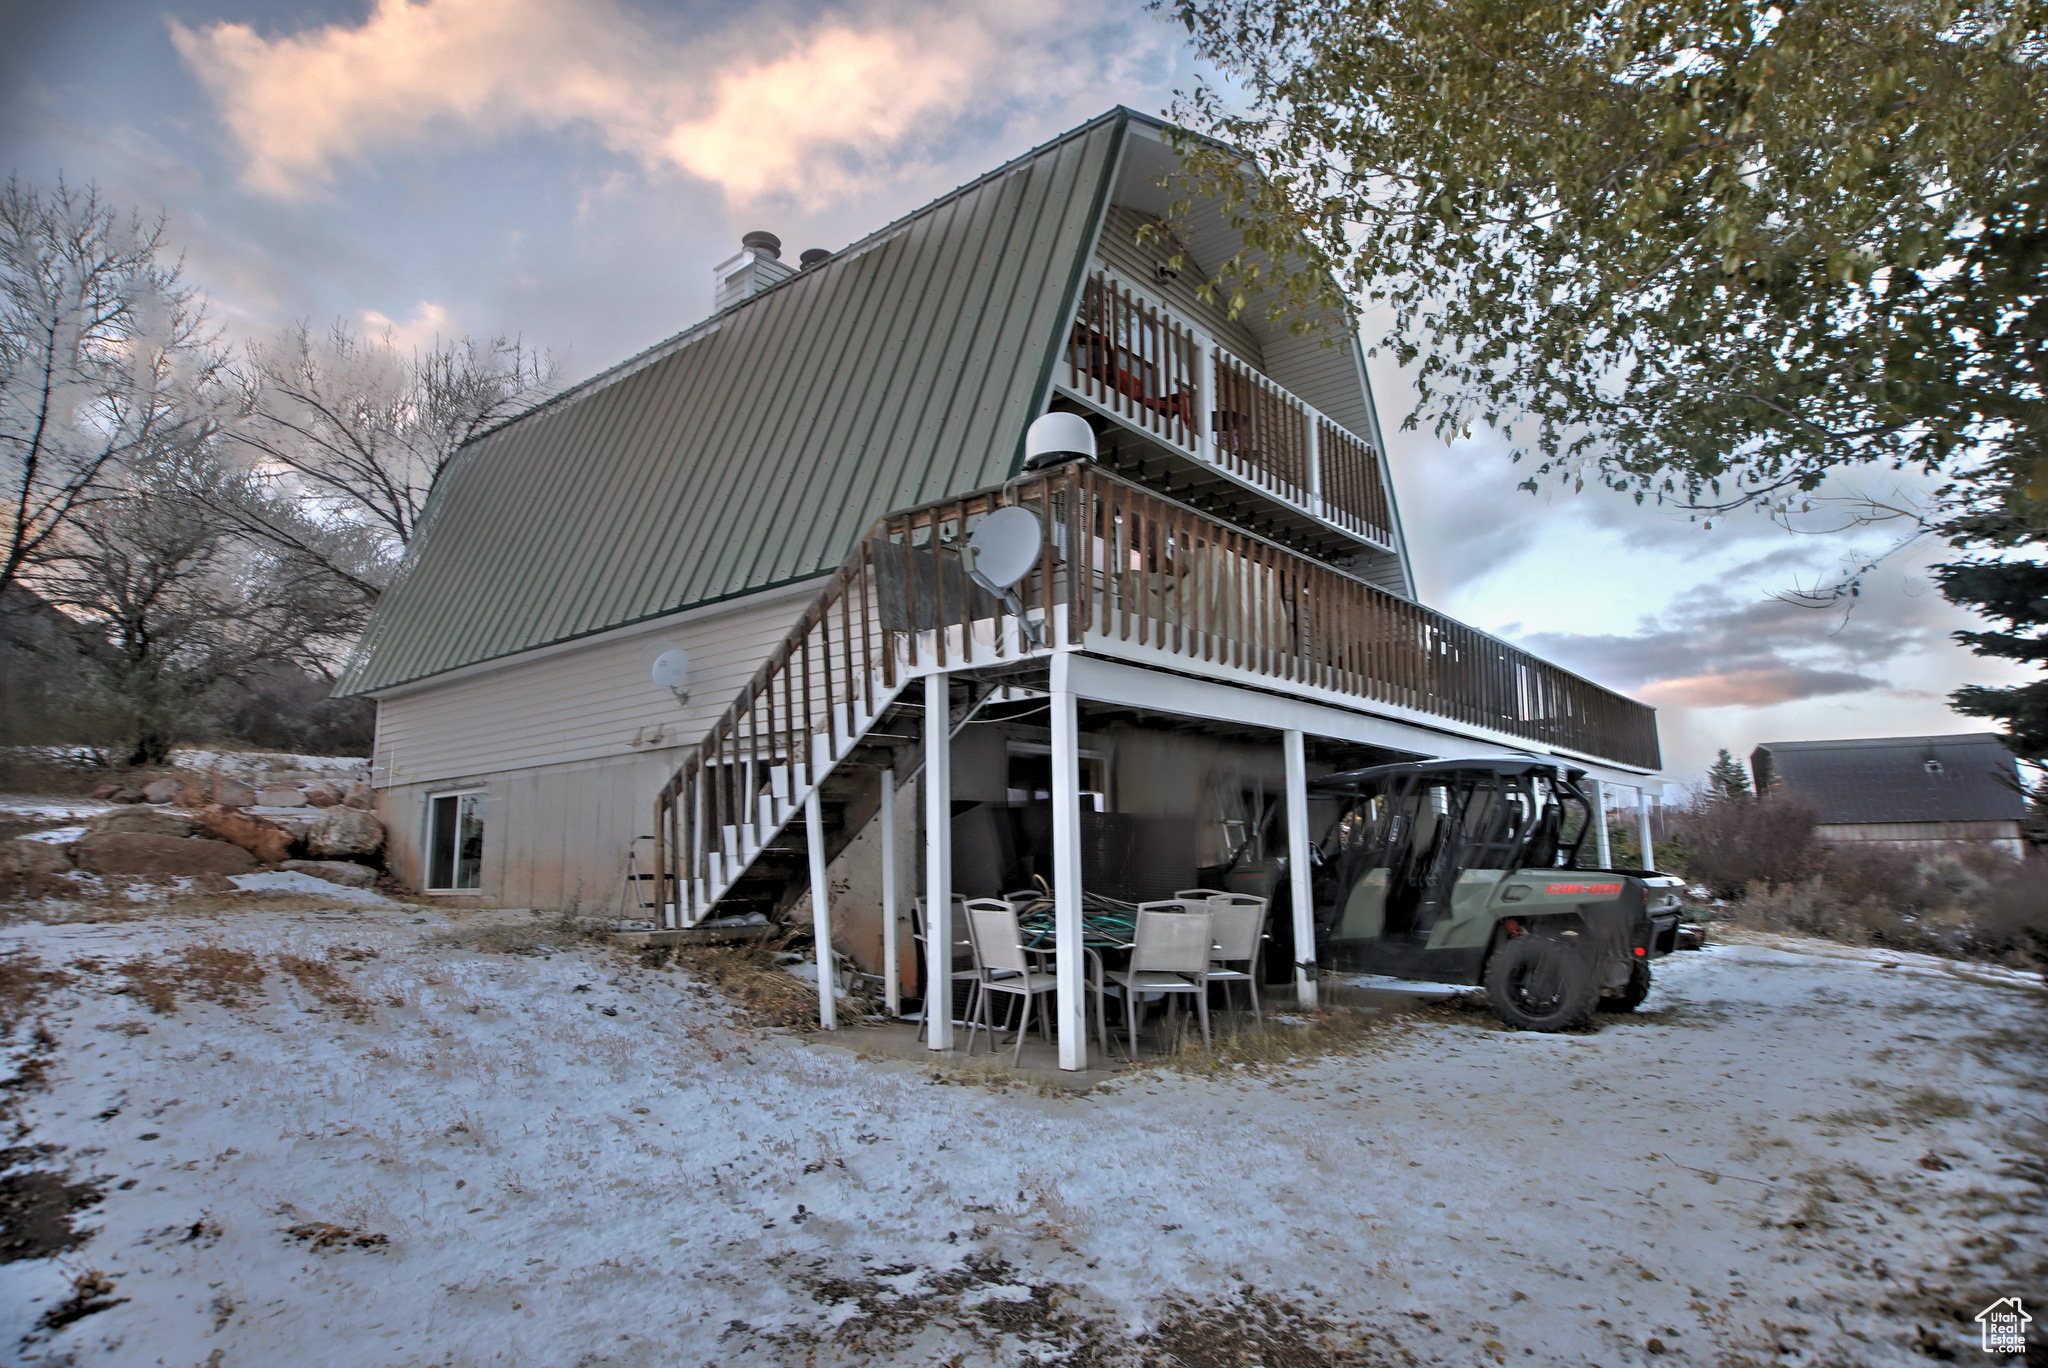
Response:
1160,1003,1421,1077
283,1220,389,1251
111,947,266,1014
277,952,371,1022
0,950,72,1035
656,938,878,1030
426,910,606,958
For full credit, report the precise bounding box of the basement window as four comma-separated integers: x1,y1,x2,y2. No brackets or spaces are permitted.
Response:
426,790,485,892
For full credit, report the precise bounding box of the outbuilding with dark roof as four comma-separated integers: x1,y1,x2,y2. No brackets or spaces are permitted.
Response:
1751,734,2027,856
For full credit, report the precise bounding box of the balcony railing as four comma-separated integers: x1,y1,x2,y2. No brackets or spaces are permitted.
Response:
1062,269,1399,549
655,463,1660,920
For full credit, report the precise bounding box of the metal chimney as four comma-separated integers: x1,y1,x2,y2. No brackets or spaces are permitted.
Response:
713,230,795,311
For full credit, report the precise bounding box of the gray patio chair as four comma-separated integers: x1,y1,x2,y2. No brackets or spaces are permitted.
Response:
1198,894,1270,1021
1103,906,1214,1058
911,895,977,1043
963,902,1059,1065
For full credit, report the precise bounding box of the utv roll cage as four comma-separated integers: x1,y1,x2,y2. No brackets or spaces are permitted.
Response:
1309,758,1599,877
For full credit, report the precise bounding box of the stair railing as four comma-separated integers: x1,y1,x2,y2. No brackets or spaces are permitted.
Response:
653,473,1075,926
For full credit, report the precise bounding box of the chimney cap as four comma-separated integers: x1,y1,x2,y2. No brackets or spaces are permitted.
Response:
799,248,831,269
740,230,782,259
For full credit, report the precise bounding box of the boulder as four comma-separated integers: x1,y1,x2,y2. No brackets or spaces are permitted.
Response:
106,787,147,804
197,805,294,864
281,859,378,888
141,777,184,804
256,784,307,808
302,782,342,808
87,807,199,839
309,807,384,859
75,832,258,876
171,786,210,809
213,776,258,808
0,838,73,875
92,783,123,801
341,783,376,811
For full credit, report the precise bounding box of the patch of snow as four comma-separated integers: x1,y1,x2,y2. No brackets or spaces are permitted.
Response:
17,825,87,845
0,911,2037,1366
170,749,369,781
227,871,395,904
0,796,112,821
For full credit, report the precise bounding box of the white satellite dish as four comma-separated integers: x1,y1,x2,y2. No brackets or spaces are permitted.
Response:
967,507,1047,649
650,646,692,704
968,506,1043,589
1023,411,1096,469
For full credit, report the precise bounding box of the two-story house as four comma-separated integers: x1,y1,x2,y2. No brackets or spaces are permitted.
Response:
335,108,1666,1069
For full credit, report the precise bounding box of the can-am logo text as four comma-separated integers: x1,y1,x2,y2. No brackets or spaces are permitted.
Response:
1545,882,1622,896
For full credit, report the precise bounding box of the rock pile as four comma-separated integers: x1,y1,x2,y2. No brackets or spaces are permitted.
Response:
15,770,387,891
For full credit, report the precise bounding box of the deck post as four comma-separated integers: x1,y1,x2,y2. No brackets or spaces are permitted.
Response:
1637,788,1656,872
1588,778,1613,868
1049,657,1087,1071
1283,728,1318,1007
1193,332,1217,466
881,767,900,1018
805,787,836,1031
923,671,954,1051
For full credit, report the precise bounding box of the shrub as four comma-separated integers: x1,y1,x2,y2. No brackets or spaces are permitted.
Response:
1667,794,1820,898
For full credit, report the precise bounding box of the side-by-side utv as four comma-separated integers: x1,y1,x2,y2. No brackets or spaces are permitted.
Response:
1308,759,1684,1031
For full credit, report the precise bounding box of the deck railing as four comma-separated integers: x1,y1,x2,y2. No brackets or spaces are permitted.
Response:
1061,268,1399,549
656,464,1659,922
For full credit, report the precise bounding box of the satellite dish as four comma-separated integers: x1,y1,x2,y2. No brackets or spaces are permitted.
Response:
968,507,1043,589
648,646,691,705
967,507,1047,650
1023,411,1096,469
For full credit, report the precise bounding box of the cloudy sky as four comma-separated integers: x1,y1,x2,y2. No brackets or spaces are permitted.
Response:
1,0,2021,785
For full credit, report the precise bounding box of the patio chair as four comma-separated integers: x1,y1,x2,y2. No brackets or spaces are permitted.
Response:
911,895,977,1043
1102,907,1215,1058
1197,894,1270,1021
1173,887,1235,902
963,902,1059,1065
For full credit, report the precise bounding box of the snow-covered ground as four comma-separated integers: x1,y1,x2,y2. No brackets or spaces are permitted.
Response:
1,897,2040,1367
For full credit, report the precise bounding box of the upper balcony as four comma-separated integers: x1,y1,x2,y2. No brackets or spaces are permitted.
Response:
1053,265,1404,580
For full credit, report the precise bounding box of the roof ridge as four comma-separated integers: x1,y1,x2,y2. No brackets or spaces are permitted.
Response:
458,107,1135,447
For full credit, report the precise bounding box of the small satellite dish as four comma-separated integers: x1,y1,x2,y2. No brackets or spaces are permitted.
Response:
968,507,1043,589
1023,411,1096,470
649,646,691,705
967,507,1047,649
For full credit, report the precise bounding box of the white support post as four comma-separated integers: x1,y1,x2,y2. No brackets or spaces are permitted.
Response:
1193,331,1217,465
1283,729,1317,1008
1588,777,1613,869
805,787,836,1032
1049,662,1087,1071
1304,410,1322,513
880,768,900,1018
923,671,953,1051
1637,789,1656,873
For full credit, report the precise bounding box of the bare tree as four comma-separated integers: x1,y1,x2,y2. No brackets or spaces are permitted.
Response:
217,321,555,609
0,178,224,599
29,441,362,765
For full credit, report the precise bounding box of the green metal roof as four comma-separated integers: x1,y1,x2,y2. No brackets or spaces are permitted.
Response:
337,111,1125,696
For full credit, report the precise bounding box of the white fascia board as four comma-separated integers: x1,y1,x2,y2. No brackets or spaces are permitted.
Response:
1059,651,1666,791
364,576,831,703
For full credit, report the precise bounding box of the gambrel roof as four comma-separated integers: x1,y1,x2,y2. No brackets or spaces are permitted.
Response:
337,109,1403,697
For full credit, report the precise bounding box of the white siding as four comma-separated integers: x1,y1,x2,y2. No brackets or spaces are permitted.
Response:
369,584,815,909
372,586,810,789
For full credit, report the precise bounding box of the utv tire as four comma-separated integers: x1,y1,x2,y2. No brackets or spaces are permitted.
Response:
1598,960,1653,1013
1483,935,1598,1032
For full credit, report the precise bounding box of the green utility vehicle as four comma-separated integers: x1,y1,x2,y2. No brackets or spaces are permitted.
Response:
1308,759,1684,1031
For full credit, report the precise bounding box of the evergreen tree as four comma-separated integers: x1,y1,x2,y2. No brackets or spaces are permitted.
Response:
1707,749,1753,800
